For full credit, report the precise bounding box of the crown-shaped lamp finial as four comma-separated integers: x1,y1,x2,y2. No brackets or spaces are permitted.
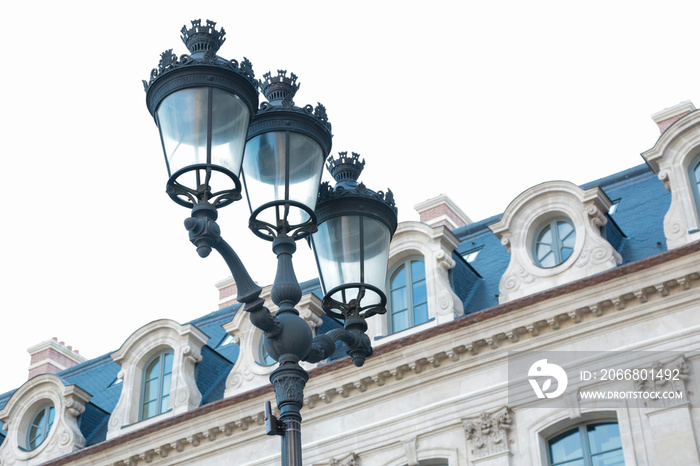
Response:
326,152,366,184
259,70,300,106
180,19,226,55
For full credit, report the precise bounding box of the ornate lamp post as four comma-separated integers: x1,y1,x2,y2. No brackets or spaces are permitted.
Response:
144,20,397,466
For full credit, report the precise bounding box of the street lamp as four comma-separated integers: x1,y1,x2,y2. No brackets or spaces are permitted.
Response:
144,20,397,466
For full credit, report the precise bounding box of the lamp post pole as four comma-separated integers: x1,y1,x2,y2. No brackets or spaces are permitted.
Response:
144,20,397,466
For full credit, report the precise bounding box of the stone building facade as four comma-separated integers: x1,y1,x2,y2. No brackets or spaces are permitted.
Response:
1,101,699,465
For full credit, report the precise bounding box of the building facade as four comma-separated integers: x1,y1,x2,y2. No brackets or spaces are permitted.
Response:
1,101,699,465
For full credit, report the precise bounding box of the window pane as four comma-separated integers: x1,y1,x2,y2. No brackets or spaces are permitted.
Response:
538,247,555,268
142,400,157,420
161,373,172,398
410,260,425,281
392,309,409,333
413,302,429,325
550,428,583,463
412,279,427,306
163,353,174,375
539,225,553,245
146,358,160,380
591,449,624,466
161,394,170,413
143,379,157,403
558,221,574,242
391,266,406,289
587,423,622,454
391,287,407,313
554,461,585,466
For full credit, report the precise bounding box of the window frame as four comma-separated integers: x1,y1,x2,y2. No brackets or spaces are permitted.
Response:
387,258,429,334
25,404,55,451
546,421,623,466
139,351,174,421
532,218,576,268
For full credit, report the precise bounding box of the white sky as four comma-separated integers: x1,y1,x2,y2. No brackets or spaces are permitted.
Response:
1,1,698,394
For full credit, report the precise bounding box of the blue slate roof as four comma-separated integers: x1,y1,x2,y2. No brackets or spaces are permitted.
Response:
450,163,670,313
0,162,673,450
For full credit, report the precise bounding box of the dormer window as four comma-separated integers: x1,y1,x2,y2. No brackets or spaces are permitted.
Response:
462,247,482,263
107,319,208,440
0,374,91,463
140,351,173,420
388,259,429,333
533,219,576,268
641,101,700,248
490,181,621,303
368,221,464,343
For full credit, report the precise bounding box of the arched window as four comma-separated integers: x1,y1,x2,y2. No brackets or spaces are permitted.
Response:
548,421,623,466
534,218,576,268
140,351,173,420
26,404,54,450
388,259,428,333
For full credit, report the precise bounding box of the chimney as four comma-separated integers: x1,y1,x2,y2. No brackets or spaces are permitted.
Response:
216,276,238,309
651,100,696,134
414,194,472,229
27,338,87,379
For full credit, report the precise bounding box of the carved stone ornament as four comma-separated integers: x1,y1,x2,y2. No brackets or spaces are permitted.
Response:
329,452,360,466
462,406,513,460
634,356,691,410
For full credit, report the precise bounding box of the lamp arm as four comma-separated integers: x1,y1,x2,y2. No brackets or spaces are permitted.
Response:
214,238,282,338
303,328,373,368
185,206,282,338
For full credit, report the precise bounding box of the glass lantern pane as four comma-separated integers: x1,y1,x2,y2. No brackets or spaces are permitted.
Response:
243,132,324,227
157,88,209,176
209,88,249,174
313,215,361,296
312,215,391,307
156,87,249,179
360,216,392,306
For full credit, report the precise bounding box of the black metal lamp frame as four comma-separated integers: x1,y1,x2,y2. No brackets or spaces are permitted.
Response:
145,21,392,466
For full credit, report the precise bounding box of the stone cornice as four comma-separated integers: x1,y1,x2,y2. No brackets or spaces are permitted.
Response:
42,240,700,465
